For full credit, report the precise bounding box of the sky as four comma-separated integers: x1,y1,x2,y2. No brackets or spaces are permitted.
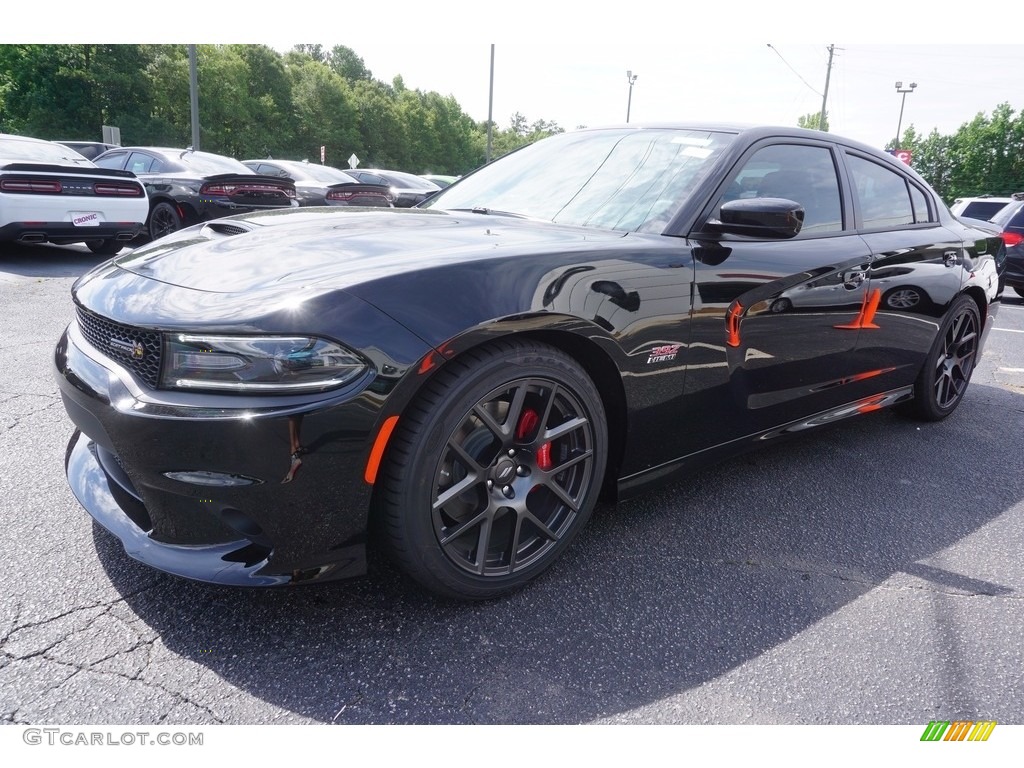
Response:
6,1,1024,151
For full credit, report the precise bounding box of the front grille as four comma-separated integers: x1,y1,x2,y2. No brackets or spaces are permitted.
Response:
76,306,162,388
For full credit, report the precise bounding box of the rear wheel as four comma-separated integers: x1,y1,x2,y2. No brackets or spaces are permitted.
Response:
900,295,980,421
85,239,123,256
1013,287,1024,299
376,340,607,600
148,202,182,241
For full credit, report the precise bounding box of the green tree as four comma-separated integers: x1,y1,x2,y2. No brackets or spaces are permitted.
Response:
903,103,1024,203
329,45,372,82
288,56,362,166
797,110,829,132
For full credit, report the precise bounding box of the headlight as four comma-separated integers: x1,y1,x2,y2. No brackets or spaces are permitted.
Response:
162,334,369,393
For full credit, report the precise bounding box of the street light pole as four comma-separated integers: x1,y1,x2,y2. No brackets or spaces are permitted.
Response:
626,70,638,123
894,80,917,148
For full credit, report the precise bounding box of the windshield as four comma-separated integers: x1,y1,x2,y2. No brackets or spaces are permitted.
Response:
425,128,734,233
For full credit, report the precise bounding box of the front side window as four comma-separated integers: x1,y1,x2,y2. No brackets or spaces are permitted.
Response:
715,143,843,236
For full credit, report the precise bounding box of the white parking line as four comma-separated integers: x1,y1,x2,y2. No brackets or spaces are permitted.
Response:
993,327,1024,333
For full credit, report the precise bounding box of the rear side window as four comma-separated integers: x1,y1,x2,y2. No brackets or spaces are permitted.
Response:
846,154,934,229
94,151,127,170
126,152,160,174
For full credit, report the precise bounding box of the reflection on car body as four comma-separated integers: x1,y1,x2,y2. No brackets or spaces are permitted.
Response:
56,123,1002,600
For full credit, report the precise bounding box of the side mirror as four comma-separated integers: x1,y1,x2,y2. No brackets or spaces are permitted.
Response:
704,198,804,239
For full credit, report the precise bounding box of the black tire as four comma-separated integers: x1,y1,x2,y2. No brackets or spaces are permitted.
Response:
1013,286,1024,299
900,295,980,421
376,340,607,600
148,201,183,241
85,239,123,256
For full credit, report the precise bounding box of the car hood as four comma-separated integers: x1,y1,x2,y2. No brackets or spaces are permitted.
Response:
111,207,626,294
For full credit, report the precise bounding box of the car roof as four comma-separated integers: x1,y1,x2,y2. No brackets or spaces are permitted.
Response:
0,133,93,163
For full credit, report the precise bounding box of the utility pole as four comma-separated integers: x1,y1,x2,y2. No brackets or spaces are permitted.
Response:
486,45,495,163
188,45,200,150
819,44,834,131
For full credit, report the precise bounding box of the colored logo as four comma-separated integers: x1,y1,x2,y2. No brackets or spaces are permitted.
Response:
646,343,682,364
920,720,996,742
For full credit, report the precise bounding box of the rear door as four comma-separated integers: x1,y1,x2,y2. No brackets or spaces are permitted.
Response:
842,150,967,391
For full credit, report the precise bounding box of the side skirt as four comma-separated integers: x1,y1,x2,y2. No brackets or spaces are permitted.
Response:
617,385,915,499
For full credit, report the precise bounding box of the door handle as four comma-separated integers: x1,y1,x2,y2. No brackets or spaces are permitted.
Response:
843,270,866,289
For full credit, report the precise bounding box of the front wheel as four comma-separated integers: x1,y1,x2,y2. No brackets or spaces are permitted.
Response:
900,295,980,421
376,340,607,600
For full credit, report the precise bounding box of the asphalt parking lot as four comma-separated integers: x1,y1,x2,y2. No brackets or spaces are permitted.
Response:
1,241,1023,726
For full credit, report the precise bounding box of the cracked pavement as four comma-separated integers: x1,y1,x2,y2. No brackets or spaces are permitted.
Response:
1,243,1022,725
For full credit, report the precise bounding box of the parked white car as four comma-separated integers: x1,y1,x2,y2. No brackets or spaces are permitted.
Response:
949,193,1022,221
0,133,147,255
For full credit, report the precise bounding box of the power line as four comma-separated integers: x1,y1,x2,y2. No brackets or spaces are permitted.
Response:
766,43,823,98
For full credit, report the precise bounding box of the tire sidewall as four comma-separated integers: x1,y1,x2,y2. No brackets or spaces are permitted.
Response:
148,202,181,240
384,342,607,599
915,295,980,420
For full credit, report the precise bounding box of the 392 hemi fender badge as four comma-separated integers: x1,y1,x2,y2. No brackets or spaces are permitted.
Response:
646,343,683,364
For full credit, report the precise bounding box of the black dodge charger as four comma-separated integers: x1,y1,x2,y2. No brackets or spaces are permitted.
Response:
56,124,1003,600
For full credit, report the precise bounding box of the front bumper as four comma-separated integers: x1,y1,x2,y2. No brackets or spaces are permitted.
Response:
56,320,378,586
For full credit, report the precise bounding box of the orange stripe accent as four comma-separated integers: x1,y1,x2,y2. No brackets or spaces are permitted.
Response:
364,415,399,485
860,288,881,329
726,303,743,347
945,721,972,741
835,291,869,329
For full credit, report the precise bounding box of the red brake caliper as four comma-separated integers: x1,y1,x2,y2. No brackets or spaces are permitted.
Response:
516,408,552,470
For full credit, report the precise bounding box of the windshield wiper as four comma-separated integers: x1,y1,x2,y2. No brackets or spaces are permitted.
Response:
446,206,528,219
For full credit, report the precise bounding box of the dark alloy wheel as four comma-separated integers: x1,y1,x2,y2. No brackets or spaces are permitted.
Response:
901,295,980,421
148,201,183,241
376,340,607,600
85,239,123,256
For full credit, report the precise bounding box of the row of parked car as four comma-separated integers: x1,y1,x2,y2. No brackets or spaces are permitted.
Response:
950,192,1024,298
0,133,454,255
